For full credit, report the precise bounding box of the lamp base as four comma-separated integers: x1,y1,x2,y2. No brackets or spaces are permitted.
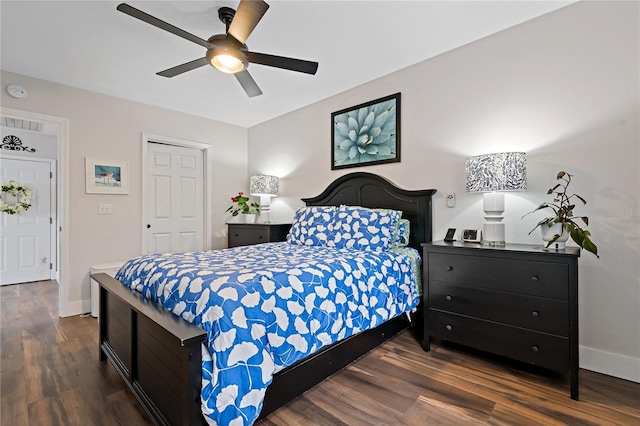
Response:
483,221,505,246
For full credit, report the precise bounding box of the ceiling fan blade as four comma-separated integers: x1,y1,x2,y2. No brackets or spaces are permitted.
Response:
234,70,263,97
117,3,212,49
227,0,270,44
245,51,318,75
157,58,209,78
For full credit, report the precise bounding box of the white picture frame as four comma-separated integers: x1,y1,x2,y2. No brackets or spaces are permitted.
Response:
85,158,129,194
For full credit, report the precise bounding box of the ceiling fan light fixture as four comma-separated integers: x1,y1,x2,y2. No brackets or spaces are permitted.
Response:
208,45,247,74
212,53,246,73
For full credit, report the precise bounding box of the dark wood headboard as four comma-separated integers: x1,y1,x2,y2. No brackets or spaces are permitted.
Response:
302,172,436,252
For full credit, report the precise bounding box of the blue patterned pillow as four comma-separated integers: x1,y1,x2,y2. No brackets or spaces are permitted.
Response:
327,206,402,252
393,219,410,247
286,206,336,246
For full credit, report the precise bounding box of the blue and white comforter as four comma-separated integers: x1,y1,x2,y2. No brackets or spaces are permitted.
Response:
116,242,421,425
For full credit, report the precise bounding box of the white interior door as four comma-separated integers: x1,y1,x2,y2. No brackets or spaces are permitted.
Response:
0,157,52,285
146,142,204,254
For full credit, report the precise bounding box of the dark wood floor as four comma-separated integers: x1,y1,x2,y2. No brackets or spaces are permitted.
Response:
2,281,639,425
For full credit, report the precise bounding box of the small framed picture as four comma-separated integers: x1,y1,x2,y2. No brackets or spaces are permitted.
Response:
331,92,401,170
85,158,129,194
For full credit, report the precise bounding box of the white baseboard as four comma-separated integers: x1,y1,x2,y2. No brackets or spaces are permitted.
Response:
580,345,640,383
59,298,87,317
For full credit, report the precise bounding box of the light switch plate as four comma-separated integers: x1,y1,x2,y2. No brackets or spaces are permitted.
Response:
98,204,112,214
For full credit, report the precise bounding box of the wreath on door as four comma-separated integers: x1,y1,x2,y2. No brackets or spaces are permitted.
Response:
1,181,32,215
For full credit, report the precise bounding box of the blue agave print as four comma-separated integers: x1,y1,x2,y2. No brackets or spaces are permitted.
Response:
333,99,397,166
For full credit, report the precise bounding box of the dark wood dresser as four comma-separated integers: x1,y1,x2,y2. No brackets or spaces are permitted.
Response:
422,241,580,399
227,223,291,248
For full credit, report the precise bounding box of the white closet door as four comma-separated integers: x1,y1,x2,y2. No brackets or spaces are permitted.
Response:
145,143,204,254
0,158,52,285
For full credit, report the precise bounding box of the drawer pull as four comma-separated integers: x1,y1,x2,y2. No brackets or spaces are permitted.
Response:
446,266,453,271
445,325,452,331
445,295,452,301
530,275,539,282
531,311,539,318
531,345,540,353
234,234,239,237
258,235,263,239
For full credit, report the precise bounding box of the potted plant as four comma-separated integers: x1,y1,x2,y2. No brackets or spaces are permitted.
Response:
523,171,598,257
226,192,260,223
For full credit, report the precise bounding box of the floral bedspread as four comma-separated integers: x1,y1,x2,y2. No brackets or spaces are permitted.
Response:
115,242,420,425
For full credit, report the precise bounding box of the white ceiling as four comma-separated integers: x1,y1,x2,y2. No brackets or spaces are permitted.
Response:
1,1,574,128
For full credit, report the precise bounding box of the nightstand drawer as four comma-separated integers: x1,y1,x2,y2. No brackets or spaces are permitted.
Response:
428,253,568,300
429,281,569,336
227,223,291,248
428,310,569,372
228,226,270,247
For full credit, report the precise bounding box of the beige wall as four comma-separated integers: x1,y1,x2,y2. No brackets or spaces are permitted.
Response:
248,1,640,382
1,70,248,315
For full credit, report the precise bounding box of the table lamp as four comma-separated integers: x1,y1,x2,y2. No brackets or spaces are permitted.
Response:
465,152,526,246
250,174,279,223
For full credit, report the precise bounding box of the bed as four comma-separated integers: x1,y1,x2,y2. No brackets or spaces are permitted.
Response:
93,172,435,425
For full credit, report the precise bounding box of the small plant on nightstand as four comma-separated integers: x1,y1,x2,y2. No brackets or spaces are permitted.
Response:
226,192,260,216
523,171,598,257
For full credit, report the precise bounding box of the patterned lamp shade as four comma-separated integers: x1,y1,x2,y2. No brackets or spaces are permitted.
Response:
250,174,279,196
465,152,527,193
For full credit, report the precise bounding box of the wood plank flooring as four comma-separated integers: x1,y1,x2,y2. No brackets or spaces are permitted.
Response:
2,280,639,425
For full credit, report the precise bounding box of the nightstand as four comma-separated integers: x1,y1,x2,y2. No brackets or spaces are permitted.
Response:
422,241,580,400
227,223,291,248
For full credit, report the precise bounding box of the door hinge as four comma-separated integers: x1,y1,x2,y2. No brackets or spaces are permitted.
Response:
50,172,53,179
50,263,53,270
50,217,53,224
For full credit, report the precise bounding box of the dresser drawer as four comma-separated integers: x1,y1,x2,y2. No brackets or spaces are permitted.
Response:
228,226,270,247
428,310,569,372
428,253,568,300
429,281,569,336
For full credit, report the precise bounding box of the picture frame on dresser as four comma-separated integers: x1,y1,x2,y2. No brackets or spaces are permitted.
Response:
422,240,580,400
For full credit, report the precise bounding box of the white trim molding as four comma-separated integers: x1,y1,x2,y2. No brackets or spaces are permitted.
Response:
581,345,640,383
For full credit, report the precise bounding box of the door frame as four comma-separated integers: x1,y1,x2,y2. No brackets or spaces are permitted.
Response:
1,107,71,315
0,154,57,281
141,133,212,254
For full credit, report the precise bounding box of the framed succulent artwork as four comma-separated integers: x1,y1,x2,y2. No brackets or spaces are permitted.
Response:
331,93,400,170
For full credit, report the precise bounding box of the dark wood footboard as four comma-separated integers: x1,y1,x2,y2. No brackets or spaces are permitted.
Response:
96,273,206,426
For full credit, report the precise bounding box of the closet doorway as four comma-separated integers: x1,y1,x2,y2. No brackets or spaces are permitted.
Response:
142,134,211,255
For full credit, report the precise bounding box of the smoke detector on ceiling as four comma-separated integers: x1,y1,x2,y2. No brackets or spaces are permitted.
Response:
6,84,28,99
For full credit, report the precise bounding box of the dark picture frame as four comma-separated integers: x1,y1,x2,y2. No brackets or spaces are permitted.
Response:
331,92,400,170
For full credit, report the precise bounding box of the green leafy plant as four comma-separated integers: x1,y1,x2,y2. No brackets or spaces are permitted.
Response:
226,192,260,216
523,171,598,257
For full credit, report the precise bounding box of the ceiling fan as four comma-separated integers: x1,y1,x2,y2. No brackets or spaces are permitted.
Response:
116,1,319,97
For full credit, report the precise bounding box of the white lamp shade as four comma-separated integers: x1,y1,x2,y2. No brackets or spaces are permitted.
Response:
465,152,527,193
250,175,279,196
